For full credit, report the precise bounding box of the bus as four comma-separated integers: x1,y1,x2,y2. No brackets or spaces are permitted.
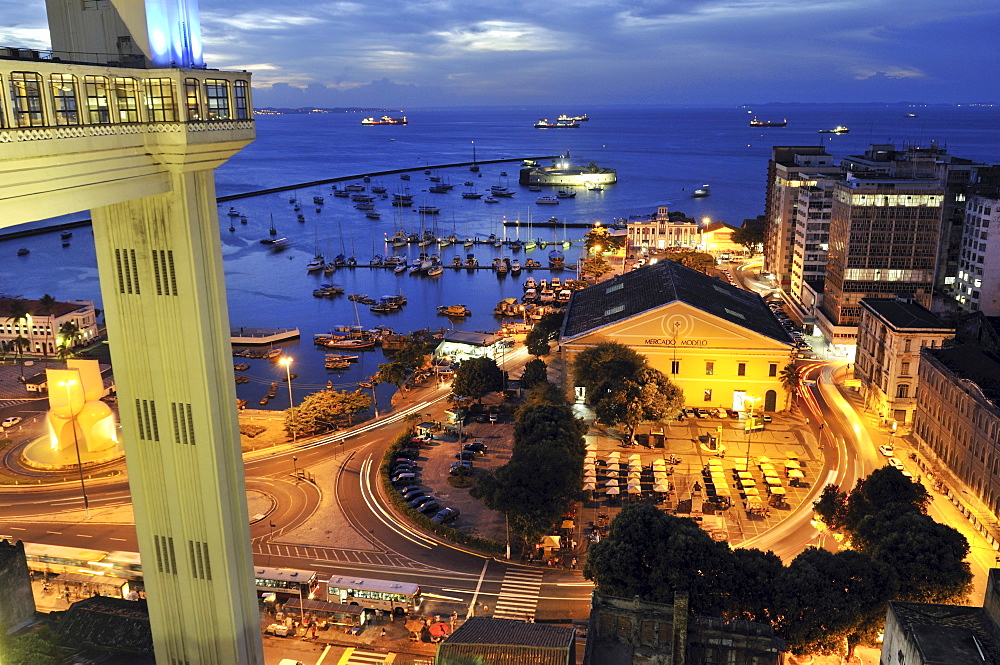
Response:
23,543,109,576
255,567,320,600
94,550,144,581
327,575,421,615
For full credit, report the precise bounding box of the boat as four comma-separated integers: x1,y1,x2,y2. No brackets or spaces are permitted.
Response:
428,184,450,194
326,353,360,362
17,248,29,256
361,115,408,125
524,277,537,290
470,142,480,172
333,189,350,198
550,277,562,290
400,174,411,180
418,206,441,214
465,254,478,268
365,211,382,220
227,207,240,217
749,117,787,127
539,288,556,303
60,231,73,240
484,196,499,204
523,288,538,302
426,264,444,277
536,196,560,205
692,184,710,198
394,264,407,274
351,194,375,202
345,184,367,192
313,196,325,205
556,289,572,304
306,253,326,272
527,185,542,192
324,337,376,350
586,183,604,191
818,125,850,134
555,190,576,199
534,118,580,128
524,258,541,269
905,113,917,118
240,215,248,224
558,113,589,122
509,260,522,274
548,248,565,269
312,284,344,298
438,304,472,317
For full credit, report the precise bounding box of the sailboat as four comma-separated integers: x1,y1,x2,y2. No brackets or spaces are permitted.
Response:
524,208,537,250
470,141,480,173
260,214,281,244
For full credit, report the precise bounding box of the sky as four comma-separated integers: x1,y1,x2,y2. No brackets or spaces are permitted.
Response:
1,0,998,108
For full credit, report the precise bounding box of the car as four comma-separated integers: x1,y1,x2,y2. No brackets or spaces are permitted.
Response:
475,413,488,423
396,449,419,460
1,417,22,428
693,408,707,419
392,472,417,484
887,457,904,470
451,460,473,470
408,494,433,508
463,441,488,454
713,408,727,418
391,462,416,473
397,485,422,496
761,414,772,423
393,457,417,465
431,507,460,524
417,500,440,514
455,451,476,461
878,445,895,457
402,489,426,502
727,409,740,419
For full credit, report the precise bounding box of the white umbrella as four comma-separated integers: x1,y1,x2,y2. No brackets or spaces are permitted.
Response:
606,451,621,460
607,470,619,478
627,480,642,489
628,471,642,480
653,482,670,492
606,486,620,495
628,453,641,461
583,463,596,470
582,481,596,491
627,484,642,494
605,479,619,487
585,442,597,452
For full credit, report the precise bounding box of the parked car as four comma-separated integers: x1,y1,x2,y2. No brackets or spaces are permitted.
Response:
693,408,707,419
396,449,419,460
450,465,473,477
431,507,460,524
463,441,488,454
455,451,476,461
887,457,904,470
727,410,740,419
1,417,22,428
391,462,417,473
417,500,440,515
761,414,772,423
392,472,417,484
402,489,426,502
878,445,895,457
397,485,422,496
408,494,433,508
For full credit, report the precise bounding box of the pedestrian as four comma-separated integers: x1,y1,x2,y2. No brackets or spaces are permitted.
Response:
380,627,386,639
310,625,317,640
571,557,578,569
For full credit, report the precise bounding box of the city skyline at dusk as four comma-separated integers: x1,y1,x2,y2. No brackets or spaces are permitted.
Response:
1,0,998,107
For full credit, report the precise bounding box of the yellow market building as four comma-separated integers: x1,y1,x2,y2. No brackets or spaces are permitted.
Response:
560,260,797,413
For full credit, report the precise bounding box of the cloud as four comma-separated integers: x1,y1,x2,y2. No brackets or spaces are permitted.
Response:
433,20,570,53
853,67,925,80
201,9,316,32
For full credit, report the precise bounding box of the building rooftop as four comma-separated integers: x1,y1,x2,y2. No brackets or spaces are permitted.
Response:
441,330,498,346
890,600,1000,665
861,299,953,331
444,616,574,649
561,259,792,345
0,297,90,319
928,344,1000,405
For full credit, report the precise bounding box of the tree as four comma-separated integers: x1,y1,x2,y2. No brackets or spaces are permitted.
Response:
519,358,548,390
376,361,408,388
775,548,896,658
524,311,565,358
812,483,848,531
778,363,801,410
0,628,65,665
732,215,765,253
579,255,613,280
516,381,566,413
840,466,930,534
592,366,683,442
451,357,504,404
285,389,371,436
661,250,716,274
571,341,645,402
5,298,31,379
38,293,57,357
58,320,82,352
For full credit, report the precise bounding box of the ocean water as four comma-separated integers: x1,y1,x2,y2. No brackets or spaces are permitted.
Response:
2,104,998,410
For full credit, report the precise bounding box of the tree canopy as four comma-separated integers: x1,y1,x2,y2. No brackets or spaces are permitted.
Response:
518,358,548,390
451,357,504,403
285,389,371,436
579,255,613,280
525,311,565,357
661,250,716,274
732,215,765,252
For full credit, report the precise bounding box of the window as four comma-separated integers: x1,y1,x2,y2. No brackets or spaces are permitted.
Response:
83,75,111,124
737,362,746,377
704,389,712,402
904,339,911,352
143,78,177,122
901,362,910,376
49,74,79,125
769,363,777,377
184,78,201,120
671,360,680,375
0,75,6,128
204,79,230,119
9,72,45,127
113,77,140,122
896,384,910,399
705,361,714,376
233,80,250,119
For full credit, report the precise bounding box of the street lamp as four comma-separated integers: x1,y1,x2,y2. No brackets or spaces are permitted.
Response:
280,356,295,444
57,376,90,520
292,456,298,481
744,395,760,457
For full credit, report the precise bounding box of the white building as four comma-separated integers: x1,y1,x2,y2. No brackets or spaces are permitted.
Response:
627,206,700,251
956,190,1000,315
0,298,98,356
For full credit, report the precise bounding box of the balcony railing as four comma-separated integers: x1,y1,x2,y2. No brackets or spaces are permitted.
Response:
0,57,253,143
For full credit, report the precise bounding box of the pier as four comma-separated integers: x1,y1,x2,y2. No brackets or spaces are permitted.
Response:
229,327,301,345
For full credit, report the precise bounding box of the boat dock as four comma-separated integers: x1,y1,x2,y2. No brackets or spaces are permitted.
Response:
230,327,300,345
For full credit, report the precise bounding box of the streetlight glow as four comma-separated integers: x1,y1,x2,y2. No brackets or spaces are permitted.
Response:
281,357,296,444
57,375,90,520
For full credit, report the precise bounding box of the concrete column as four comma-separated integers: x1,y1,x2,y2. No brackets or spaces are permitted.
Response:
91,169,262,665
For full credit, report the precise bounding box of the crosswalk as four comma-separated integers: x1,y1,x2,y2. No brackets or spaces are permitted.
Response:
492,567,544,621
337,648,387,665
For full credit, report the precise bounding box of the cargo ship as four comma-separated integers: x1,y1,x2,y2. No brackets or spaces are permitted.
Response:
361,115,408,125
557,113,589,122
749,117,787,127
534,118,580,128
818,125,850,134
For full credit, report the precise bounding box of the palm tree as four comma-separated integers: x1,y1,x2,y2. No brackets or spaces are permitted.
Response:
10,336,30,382
5,299,31,379
38,294,57,357
58,320,82,356
779,362,802,410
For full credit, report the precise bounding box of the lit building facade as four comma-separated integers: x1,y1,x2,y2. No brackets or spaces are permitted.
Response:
0,1,262,663
788,174,843,320
956,189,1000,315
560,260,796,413
818,175,944,357
855,299,952,426
0,298,98,355
762,146,839,294
700,221,743,257
626,207,700,252
912,313,1000,527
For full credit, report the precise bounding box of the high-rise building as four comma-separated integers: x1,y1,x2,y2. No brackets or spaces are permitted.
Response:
817,175,945,356
956,189,1000,315
787,173,844,322
841,143,983,296
762,147,839,293
0,1,262,663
